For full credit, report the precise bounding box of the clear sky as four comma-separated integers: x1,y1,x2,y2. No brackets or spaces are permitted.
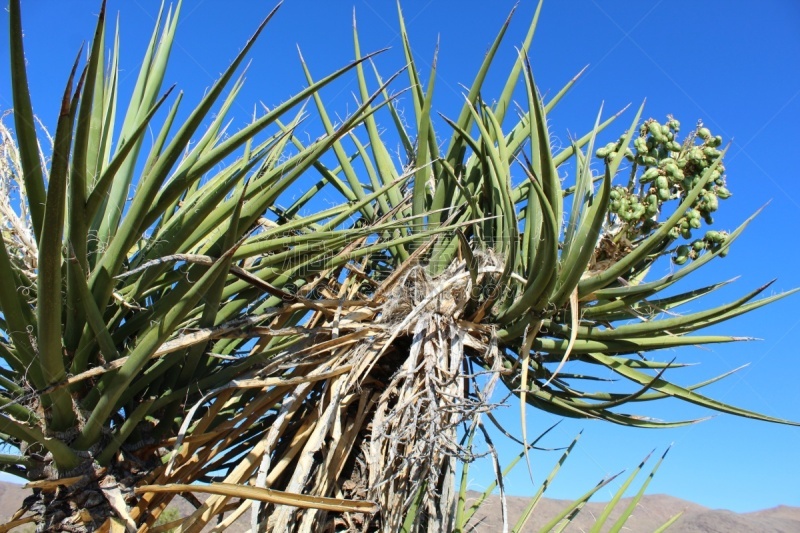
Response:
1,0,799,515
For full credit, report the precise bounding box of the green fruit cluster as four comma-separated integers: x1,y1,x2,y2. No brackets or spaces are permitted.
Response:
596,117,732,266
609,186,650,222
673,229,729,265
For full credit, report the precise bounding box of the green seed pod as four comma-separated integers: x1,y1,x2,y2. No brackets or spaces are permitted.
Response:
702,213,714,225
648,122,662,137
716,186,732,199
706,193,719,212
643,156,658,167
666,131,674,141
692,239,706,252
655,175,669,189
669,119,681,131
677,158,688,169
658,158,676,168
688,208,701,220
610,189,620,200
641,168,661,183
705,230,722,243
703,147,721,159
674,254,688,265
689,217,702,229
708,135,723,148
667,141,682,152
681,227,692,239
668,226,681,239
610,200,621,211
596,147,610,158
697,127,711,140
660,125,670,137
646,202,659,216
719,248,729,258
634,137,648,155
657,187,670,201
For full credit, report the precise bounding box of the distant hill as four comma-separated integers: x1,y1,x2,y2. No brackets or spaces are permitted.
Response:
467,492,800,532
2,481,798,532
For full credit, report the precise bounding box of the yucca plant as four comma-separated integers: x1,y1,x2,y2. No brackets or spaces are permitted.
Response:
1,0,796,531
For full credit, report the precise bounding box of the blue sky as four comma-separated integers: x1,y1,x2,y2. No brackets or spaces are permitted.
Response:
1,0,799,515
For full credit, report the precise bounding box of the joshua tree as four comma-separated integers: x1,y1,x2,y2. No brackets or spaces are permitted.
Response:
0,1,795,531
